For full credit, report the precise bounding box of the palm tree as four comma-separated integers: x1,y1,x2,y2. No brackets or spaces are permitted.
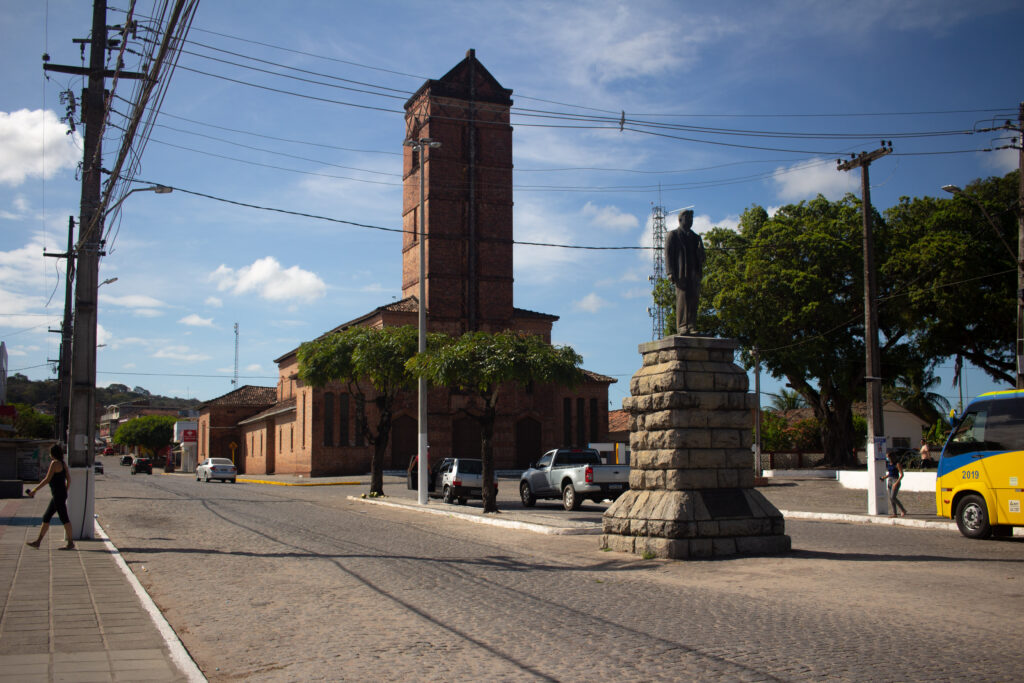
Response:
884,364,951,425
768,388,807,411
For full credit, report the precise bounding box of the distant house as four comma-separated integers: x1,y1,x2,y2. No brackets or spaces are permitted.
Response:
196,386,277,472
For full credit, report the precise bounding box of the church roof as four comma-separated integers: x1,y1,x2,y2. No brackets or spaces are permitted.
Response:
405,49,512,109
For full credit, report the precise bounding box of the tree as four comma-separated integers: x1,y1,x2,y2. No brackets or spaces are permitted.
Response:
113,415,177,457
884,170,1019,385
12,403,55,439
701,196,887,467
297,325,446,496
768,388,807,411
408,331,584,513
882,361,951,425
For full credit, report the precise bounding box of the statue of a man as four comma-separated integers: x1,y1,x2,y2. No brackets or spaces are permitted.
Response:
665,209,705,335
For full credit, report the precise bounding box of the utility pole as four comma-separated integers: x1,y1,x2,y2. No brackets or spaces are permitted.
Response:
1016,101,1023,389
43,0,146,539
44,217,76,444
838,141,892,516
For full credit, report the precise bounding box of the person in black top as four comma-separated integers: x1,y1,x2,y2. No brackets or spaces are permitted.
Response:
25,443,75,550
882,450,907,518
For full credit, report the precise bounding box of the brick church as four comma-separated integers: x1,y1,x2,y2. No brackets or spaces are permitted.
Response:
197,50,615,475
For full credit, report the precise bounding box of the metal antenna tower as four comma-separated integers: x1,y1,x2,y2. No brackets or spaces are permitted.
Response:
648,202,667,339
232,322,239,387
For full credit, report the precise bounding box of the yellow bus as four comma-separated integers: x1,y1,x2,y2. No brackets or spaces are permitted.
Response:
937,389,1024,538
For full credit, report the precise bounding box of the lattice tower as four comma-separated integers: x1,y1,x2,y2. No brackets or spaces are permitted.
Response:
232,322,239,387
648,203,667,339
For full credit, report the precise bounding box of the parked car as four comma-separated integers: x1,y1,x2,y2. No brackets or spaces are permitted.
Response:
103,447,115,456
428,458,497,505
520,448,630,511
130,457,152,475
120,454,133,466
196,457,237,483
93,460,104,474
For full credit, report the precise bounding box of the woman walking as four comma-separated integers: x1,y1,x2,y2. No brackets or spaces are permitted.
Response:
883,450,907,518
25,443,75,550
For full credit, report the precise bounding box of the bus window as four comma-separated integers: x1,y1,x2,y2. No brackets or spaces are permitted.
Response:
946,410,986,456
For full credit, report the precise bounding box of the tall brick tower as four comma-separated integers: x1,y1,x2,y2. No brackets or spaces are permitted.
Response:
401,49,514,334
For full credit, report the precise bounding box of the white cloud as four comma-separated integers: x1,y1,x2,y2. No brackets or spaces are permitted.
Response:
581,202,639,231
99,292,167,318
575,292,609,313
179,314,215,327
97,324,110,347
210,257,326,303
152,345,212,362
980,146,1018,174
245,363,263,372
0,109,81,186
772,158,858,201
204,296,223,308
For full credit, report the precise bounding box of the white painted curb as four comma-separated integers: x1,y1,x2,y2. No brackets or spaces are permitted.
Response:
348,495,602,535
93,520,207,682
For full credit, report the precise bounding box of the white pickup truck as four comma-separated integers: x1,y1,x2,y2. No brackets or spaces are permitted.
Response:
519,448,630,511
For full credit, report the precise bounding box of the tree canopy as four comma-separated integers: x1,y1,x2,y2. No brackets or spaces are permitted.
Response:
408,331,584,513
297,325,447,496
688,170,1018,466
113,415,178,457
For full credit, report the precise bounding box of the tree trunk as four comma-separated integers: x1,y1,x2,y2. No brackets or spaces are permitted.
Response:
479,401,498,514
818,397,857,468
368,398,393,496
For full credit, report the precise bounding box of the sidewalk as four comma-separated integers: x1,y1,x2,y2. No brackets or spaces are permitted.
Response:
0,494,203,683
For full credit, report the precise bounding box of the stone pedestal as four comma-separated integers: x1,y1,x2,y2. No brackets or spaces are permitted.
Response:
601,336,790,559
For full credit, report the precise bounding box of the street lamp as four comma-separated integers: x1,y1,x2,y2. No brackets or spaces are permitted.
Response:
99,277,118,287
104,185,173,220
404,137,441,505
942,184,1023,389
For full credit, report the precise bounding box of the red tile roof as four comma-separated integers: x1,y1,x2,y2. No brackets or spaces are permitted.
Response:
198,385,276,409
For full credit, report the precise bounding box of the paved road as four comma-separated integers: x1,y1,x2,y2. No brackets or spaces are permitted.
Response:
96,459,1024,681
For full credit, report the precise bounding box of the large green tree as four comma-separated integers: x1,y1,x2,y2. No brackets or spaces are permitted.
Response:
407,331,584,513
113,415,177,457
884,170,1020,385
297,325,447,496
11,403,55,439
701,195,889,467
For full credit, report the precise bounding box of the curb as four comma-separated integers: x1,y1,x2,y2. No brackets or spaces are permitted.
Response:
778,509,958,531
347,495,602,535
93,520,207,682
238,478,365,487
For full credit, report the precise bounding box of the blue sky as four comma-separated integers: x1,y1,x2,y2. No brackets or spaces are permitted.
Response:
1,0,1021,411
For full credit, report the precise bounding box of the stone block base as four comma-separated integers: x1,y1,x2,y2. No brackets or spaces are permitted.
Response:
601,487,791,559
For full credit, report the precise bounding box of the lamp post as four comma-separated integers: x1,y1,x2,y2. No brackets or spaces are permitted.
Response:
942,184,1023,389
404,138,440,505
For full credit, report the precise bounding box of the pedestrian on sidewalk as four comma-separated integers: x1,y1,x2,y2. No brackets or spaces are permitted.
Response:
882,450,907,518
25,443,75,550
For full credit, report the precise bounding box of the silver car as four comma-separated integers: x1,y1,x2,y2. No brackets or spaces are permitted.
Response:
196,457,237,483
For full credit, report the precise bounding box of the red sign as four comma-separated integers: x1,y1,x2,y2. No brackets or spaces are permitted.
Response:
183,429,197,442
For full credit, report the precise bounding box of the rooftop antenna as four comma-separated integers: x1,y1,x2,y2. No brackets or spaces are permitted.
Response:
232,323,239,387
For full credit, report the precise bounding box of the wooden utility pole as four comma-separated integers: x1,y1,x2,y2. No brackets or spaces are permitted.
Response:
43,217,76,444
43,0,145,539
838,142,892,516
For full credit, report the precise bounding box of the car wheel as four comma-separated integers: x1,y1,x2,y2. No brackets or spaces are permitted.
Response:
196,474,201,481
458,498,467,506
443,485,455,504
562,484,581,511
230,479,236,483
955,494,991,539
520,481,536,507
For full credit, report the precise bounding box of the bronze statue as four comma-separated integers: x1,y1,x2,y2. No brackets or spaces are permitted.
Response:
665,209,705,335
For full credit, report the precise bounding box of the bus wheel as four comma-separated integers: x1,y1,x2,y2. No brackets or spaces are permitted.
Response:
955,494,992,539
